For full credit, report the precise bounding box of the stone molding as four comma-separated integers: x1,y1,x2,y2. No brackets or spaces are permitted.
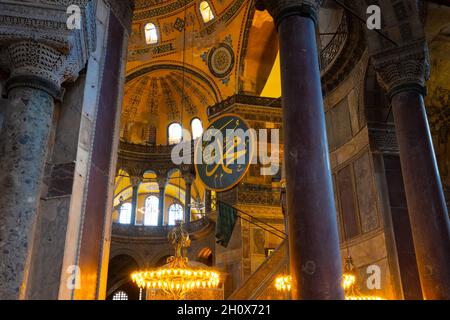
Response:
372,40,430,100
255,0,323,28
0,1,95,98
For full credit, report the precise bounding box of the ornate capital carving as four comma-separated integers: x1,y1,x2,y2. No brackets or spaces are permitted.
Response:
130,176,142,188
372,40,430,100
182,172,195,185
0,1,95,99
256,0,323,28
157,175,168,189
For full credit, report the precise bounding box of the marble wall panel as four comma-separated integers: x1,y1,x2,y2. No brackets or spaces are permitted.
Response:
27,198,71,299
337,165,360,239
354,152,380,233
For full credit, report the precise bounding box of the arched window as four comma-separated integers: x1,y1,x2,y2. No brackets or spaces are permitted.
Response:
119,203,132,224
168,122,182,145
199,1,215,23
144,195,159,226
191,118,203,140
144,23,158,45
112,291,128,300
168,203,184,226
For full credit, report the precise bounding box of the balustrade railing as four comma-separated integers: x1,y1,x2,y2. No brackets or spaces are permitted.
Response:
112,216,211,238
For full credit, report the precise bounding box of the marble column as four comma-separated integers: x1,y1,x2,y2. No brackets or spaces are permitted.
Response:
183,173,194,223
157,176,167,226
373,41,450,300
256,0,344,300
0,38,85,298
130,177,141,225
205,190,212,215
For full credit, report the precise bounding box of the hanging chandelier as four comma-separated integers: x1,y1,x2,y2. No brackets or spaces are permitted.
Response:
274,275,292,292
342,256,383,300
273,256,384,300
131,221,221,300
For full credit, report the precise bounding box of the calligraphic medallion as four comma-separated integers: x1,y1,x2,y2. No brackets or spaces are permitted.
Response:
195,114,255,192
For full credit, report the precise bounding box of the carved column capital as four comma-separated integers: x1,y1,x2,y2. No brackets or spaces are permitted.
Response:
182,172,195,185
130,176,142,188
256,0,323,28
0,1,94,99
372,40,430,100
157,175,168,189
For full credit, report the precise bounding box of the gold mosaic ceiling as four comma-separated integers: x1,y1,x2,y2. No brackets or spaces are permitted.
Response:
121,1,345,146
121,0,275,145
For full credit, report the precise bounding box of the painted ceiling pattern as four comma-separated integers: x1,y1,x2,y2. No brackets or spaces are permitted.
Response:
121,0,254,145
121,1,348,146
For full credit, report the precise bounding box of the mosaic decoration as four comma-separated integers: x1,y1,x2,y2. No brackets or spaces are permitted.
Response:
170,72,210,107
160,77,179,121
148,78,160,115
174,17,185,32
207,43,235,79
168,76,198,116
200,34,235,82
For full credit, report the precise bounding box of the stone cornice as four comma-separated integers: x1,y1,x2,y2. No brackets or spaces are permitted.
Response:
255,0,323,28
111,216,213,241
0,1,95,98
206,94,281,118
371,40,430,100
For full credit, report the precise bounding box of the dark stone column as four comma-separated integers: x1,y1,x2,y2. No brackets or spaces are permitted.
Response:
205,189,212,215
157,176,167,226
130,177,141,225
257,0,344,300
0,85,56,299
183,173,194,223
0,20,86,296
374,41,450,299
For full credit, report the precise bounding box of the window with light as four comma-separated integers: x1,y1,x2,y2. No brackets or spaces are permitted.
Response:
168,122,182,145
112,291,128,300
144,195,159,226
144,23,158,45
191,118,203,140
119,202,132,224
168,203,184,226
199,1,215,23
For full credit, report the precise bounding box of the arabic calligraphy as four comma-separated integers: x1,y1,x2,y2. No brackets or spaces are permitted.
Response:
195,114,254,191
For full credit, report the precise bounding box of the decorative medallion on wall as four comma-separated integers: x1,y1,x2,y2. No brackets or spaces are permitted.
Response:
208,43,235,79
194,114,255,192
201,35,235,85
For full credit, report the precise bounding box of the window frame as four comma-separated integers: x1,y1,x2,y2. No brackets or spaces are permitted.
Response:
168,203,184,226
144,22,159,45
199,1,215,24
167,122,183,145
112,290,129,300
143,195,159,226
191,117,203,140
118,202,132,225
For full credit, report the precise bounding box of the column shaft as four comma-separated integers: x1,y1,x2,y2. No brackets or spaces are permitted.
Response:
0,87,55,299
158,187,165,226
392,91,450,299
185,182,192,223
130,184,139,225
278,15,344,300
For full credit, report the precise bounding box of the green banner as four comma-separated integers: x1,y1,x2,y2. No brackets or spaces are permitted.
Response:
215,202,238,248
